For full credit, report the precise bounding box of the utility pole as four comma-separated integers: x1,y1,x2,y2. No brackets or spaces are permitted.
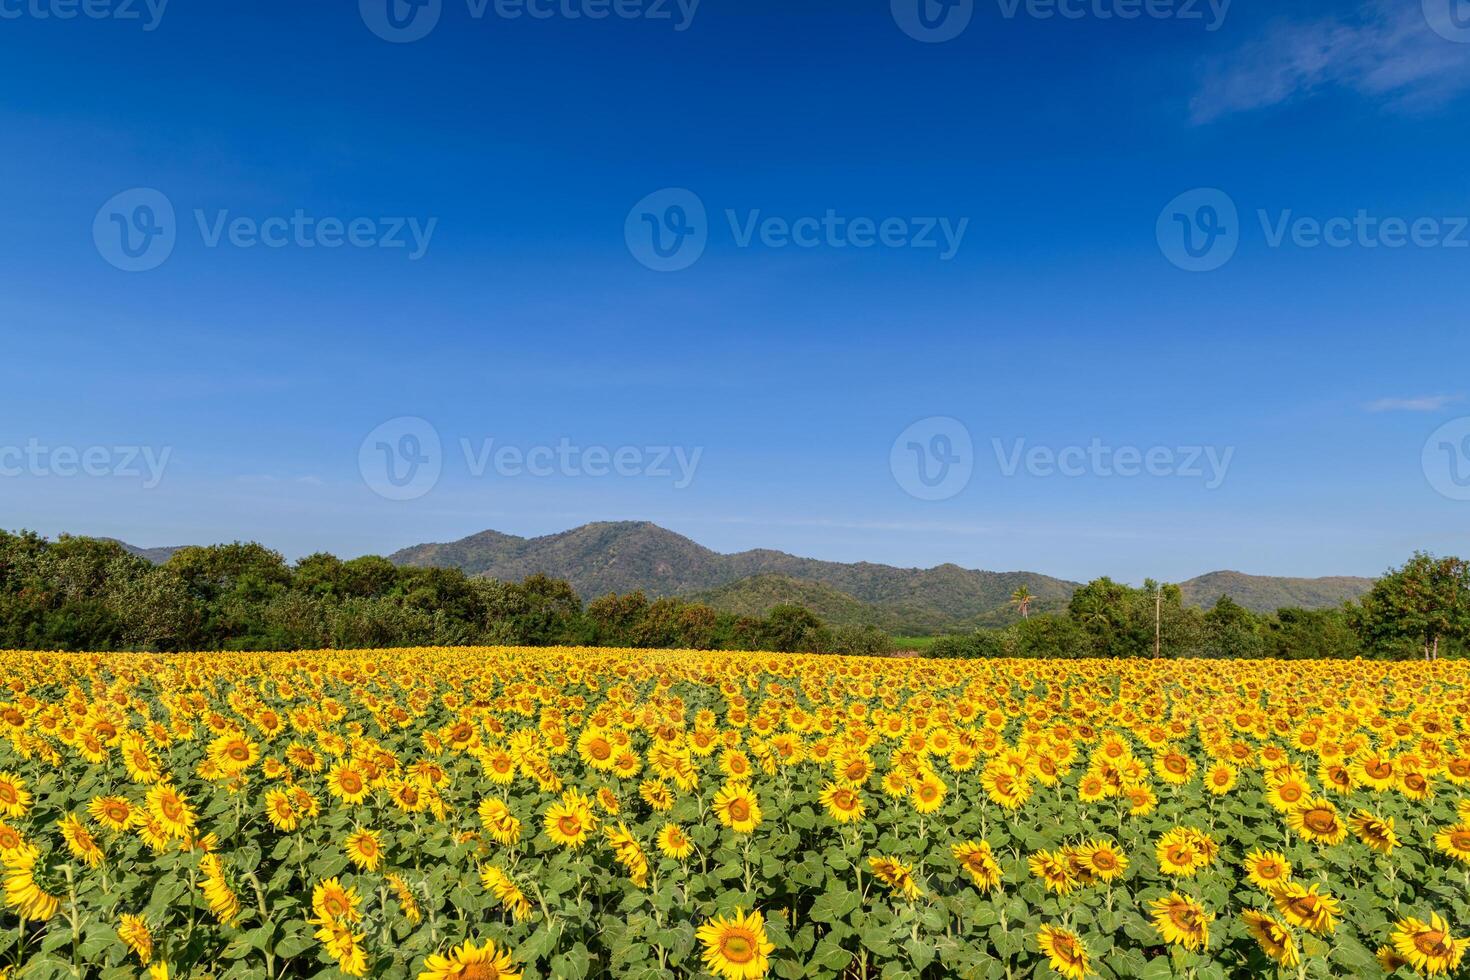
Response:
1154,584,1161,658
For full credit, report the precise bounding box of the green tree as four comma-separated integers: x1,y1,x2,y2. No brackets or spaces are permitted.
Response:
1352,552,1470,659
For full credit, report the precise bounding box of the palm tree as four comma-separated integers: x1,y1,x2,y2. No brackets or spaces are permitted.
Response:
1010,585,1034,619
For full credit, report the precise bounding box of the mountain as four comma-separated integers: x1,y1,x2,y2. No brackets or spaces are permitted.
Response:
391,522,1379,630
1178,571,1374,614
390,521,1080,630
105,539,186,565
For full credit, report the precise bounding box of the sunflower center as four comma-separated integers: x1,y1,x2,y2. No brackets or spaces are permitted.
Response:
340,773,363,793
1303,810,1337,834
721,930,756,963
1414,932,1449,957
729,800,750,821
1165,756,1187,774
557,815,581,837
0,785,16,804
460,962,499,980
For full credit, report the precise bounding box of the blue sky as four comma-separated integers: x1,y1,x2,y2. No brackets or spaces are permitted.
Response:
3,0,1470,583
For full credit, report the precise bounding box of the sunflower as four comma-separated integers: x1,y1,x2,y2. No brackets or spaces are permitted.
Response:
1077,839,1127,882
910,774,946,815
981,762,1030,810
719,749,753,781
476,797,522,846
1124,784,1157,816
604,822,650,889
1203,762,1237,795
208,733,260,774
386,872,422,924
311,876,362,925
1027,850,1079,895
0,822,24,858
1266,778,1312,812
198,854,240,925
639,779,674,812
868,856,923,900
1270,882,1340,935
88,795,136,832
657,823,694,860
1348,810,1399,854
264,788,302,832
1398,769,1434,801
1432,823,1470,865
1287,798,1347,846
1156,827,1207,878
1241,910,1299,968
117,913,154,965
1076,771,1109,803
952,840,1003,892
1150,892,1211,951
712,783,762,835
819,783,865,824
1037,924,1091,980
326,762,371,805
0,773,31,818
479,864,533,921
696,908,774,980
2,845,60,921
59,814,104,868
1390,912,1468,976
418,939,522,980
145,784,196,840
1377,945,1410,972
1154,748,1195,786
543,799,594,849
1243,849,1292,890
344,828,383,872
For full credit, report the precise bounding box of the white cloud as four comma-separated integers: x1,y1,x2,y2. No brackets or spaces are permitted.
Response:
1191,0,1470,123
1365,394,1463,412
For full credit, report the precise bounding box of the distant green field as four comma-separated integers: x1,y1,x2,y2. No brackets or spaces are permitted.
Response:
891,635,940,651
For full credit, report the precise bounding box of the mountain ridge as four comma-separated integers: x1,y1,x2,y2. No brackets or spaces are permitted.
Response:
388,522,1375,624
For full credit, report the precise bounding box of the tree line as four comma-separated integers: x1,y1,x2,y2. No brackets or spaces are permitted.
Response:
0,531,893,655
928,553,1468,661
2,532,1462,659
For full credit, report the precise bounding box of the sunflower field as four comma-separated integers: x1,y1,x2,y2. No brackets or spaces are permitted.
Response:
0,649,1468,980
